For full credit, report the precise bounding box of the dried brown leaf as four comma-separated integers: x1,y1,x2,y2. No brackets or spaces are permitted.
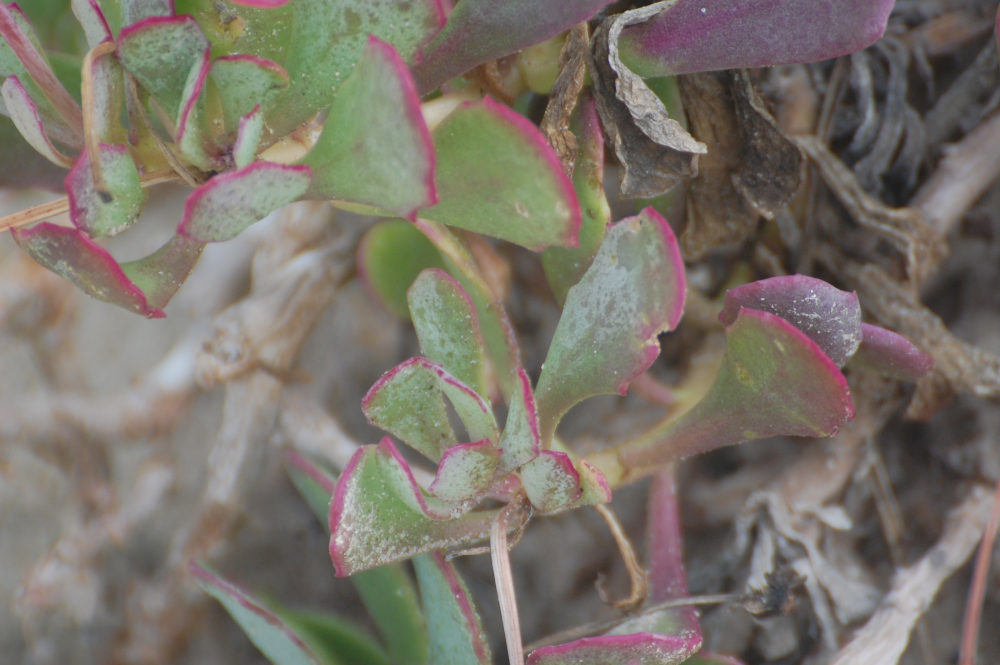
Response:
541,23,589,175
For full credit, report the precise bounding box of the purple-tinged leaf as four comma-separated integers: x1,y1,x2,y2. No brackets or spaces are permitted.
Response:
1,75,75,167
329,439,498,576
616,309,853,477
66,143,144,236
302,36,436,220
413,0,615,94
521,450,581,513
266,0,444,136
421,97,581,251
498,367,541,474
230,0,290,7
116,15,209,121
71,0,113,46
176,48,213,170
849,322,934,380
233,105,263,169
542,96,611,304
358,219,447,320
362,357,497,462
617,0,894,78
720,275,862,367
122,0,174,25
189,562,324,665
120,233,204,310
177,162,311,242
408,268,488,397
271,606,390,665
535,207,686,444
528,633,699,665
209,54,289,133
12,222,165,318
430,439,500,504
413,552,492,665
0,4,83,139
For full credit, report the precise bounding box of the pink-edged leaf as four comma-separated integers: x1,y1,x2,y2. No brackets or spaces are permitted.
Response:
407,268,488,397
362,357,498,462
421,97,581,251
849,322,934,380
521,450,581,513
178,162,311,242
535,207,686,444
617,0,895,78
302,36,436,220
229,0,290,7
542,96,611,304
358,218,447,320
12,222,164,318
189,562,324,665
116,15,209,121
527,633,699,665
429,439,501,504
85,48,127,144
497,367,541,474
67,143,144,236
122,0,174,25
618,309,854,473
0,4,83,139
120,233,204,310
329,439,498,576
413,0,615,94
232,105,263,169
71,0,113,47
1,75,75,167
266,0,444,136
719,274,862,367
413,552,492,665
176,48,214,170
209,54,289,133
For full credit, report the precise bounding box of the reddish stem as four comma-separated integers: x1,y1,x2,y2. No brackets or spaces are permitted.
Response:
958,476,1000,665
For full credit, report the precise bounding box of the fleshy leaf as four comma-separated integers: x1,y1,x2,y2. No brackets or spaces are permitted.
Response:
116,15,209,121
413,552,492,665
177,162,311,242
617,309,854,475
414,0,614,94
85,48,127,144
358,219,447,320
233,105,264,169
520,450,581,513
122,0,174,25
527,633,699,665
429,439,500,504
66,143,144,236
190,563,324,665
329,439,497,576
542,97,610,304
301,36,435,220
407,268,488,397
71,0,113,47
209,54,289,133
362,357,497,462
230,0,291,8
719,274,862,368
421,97,581,251
265,0,444,135
176,47,213,170
12,222,164,318
120,233,204,310
848,322,934,380
271,606,390,665
617,0,895,77
284,454,429,665
1,75,74,167
535,207,686,443
497,367,541,474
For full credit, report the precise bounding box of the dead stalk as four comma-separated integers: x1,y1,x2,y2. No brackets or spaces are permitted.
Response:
594,503,648,610
491,509,524,665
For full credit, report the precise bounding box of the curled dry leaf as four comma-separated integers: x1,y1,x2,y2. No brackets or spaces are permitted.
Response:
590,5,706,199
678,70,801,259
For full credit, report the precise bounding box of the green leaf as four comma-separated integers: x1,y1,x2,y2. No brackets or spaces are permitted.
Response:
413,553,492,665
422,97,581,251
527,634,699,665
191,563,325,665
407,269,488,398
497,367,540,473
209,54,289,132
118,233,204,310
535,207,686,444
301,36,436,220
272,606,389,665
177,162,311,242
66,143,144,236
233,105,264,169
429,440,500,504
358,219,447,320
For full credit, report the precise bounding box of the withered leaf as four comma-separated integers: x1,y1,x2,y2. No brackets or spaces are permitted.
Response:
590,4,706,199
541,23,590,175
678,69,802,259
